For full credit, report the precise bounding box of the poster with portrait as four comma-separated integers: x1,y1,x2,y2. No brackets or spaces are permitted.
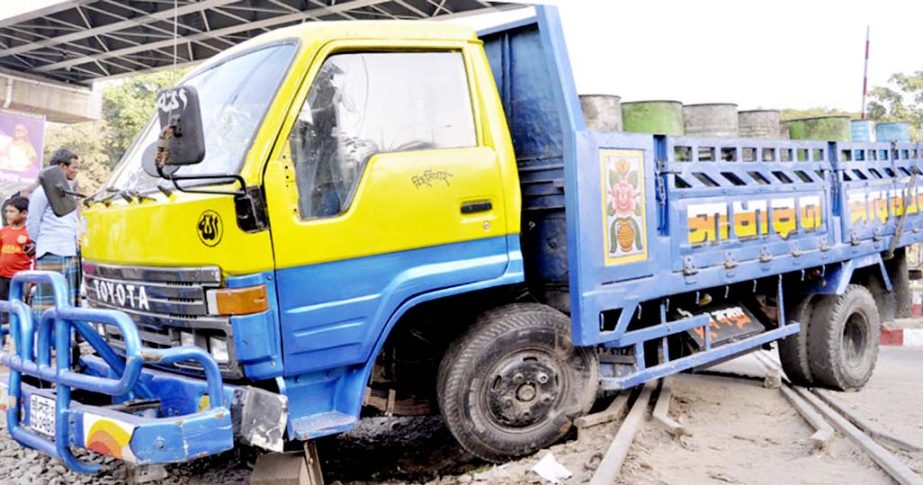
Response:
0,111,44,202
600,149,648,266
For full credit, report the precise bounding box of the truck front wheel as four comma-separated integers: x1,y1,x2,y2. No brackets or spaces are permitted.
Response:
437,303,598,462
807,285,880,391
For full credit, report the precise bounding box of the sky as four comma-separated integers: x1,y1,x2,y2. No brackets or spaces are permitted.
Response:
2,0,921,112
457,0,923,112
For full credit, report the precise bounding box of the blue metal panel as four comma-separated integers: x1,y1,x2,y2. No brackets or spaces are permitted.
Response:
128,408,232,463
226,272,283,379
836,142,923,246
809,253,886,295
481,14,574,286
484,8,923,357
275,235,520,376
663,137,836,275
279,237,524,440
565,135,923,346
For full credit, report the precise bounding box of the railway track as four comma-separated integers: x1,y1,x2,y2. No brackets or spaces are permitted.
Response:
585,351,923,484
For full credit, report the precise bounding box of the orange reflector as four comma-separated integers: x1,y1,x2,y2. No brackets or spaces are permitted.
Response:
210,285,268,315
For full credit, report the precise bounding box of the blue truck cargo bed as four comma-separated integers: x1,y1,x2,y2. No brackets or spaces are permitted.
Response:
481,9,920,386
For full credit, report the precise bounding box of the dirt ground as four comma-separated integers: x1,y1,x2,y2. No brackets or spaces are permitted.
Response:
315,347,922,484
321,346,923,484
617,374,890,485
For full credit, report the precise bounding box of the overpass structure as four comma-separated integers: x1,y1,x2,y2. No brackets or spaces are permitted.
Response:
0,0,514,123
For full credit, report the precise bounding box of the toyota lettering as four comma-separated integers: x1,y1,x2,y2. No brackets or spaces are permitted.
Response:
92,279,151,311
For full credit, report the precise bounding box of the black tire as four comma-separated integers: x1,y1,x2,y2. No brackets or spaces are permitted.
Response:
777,295,816,386
437,303,599,462
807,285,880,391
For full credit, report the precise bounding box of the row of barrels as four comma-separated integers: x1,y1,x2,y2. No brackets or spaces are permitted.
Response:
579,96,911,142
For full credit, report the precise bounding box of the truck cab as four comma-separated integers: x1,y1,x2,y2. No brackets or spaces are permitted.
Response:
78,18,531,454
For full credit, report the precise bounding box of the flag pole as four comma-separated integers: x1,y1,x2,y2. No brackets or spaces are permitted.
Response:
861,25,870,120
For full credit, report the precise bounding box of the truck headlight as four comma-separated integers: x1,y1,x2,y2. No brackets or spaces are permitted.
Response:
180,331,195,347
208,336,229,363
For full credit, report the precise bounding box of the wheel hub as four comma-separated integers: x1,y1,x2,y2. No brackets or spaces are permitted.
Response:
516,383,537,402
487,353,562,428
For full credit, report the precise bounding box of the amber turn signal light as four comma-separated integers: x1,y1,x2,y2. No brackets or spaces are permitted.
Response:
207,285,269,315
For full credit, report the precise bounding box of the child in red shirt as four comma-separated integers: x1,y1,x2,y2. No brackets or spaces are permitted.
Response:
0,196,32,302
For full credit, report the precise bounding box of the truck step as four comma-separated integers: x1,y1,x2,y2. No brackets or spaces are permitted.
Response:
290,411,357,440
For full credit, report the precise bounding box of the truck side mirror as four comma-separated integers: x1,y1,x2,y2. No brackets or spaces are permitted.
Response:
154,86,206,171
38,165,77,217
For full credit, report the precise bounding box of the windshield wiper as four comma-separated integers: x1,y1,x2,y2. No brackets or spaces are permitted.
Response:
130,190,156,203
90,188,121,207
156,184,173,197
91,188,133,206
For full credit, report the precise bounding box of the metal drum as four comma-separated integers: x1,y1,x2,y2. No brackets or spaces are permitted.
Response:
683,103,739,137
787,116,851,141
738,109,780,139
876,121,911,142
579,94,622,132
851,119,876,143
621,100,684,135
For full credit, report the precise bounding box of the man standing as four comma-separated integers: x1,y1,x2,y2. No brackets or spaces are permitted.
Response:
27,148,80,310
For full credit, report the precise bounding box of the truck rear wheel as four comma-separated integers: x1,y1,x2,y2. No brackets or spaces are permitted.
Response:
437,303,598,462
777,296,816,386
807,285,880,391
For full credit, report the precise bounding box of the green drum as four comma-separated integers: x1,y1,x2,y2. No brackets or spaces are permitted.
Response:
787,116,851,141
621,100,684,135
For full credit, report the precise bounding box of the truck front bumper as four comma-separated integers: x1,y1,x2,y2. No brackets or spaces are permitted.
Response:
0,271,286,474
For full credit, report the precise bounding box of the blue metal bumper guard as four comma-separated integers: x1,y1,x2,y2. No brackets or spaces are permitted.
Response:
0,271,234,473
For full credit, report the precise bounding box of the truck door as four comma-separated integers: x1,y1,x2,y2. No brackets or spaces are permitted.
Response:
263,45,515,375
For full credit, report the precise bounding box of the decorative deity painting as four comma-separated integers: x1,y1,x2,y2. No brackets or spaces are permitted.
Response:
600,149,648,266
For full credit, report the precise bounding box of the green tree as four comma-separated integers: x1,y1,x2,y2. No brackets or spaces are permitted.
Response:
39,68,188,194
867,71,923,141
101,69,185,165
43,121,112,195
780,107,858,121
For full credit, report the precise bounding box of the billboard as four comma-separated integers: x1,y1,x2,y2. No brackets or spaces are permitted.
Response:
0,111,44,200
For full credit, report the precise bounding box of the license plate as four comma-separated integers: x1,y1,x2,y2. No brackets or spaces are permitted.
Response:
687,304,765,348
29,394,55,438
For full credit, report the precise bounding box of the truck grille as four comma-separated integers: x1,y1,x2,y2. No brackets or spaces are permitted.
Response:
83,262,241,378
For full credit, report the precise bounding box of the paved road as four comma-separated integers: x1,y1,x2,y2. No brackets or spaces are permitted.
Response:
834,346,923,444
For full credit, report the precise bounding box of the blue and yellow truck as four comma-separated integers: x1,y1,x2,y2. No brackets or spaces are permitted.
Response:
0,5,918,475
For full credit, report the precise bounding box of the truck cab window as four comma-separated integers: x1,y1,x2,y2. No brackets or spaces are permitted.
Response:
289,51,476,219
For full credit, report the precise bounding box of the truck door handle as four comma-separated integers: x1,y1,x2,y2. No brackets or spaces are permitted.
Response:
461,201,492,214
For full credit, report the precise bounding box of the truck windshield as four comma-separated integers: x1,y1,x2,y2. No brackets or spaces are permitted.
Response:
107,42,297,193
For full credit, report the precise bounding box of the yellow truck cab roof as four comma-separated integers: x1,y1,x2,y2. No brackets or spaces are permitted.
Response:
191,20,480,76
